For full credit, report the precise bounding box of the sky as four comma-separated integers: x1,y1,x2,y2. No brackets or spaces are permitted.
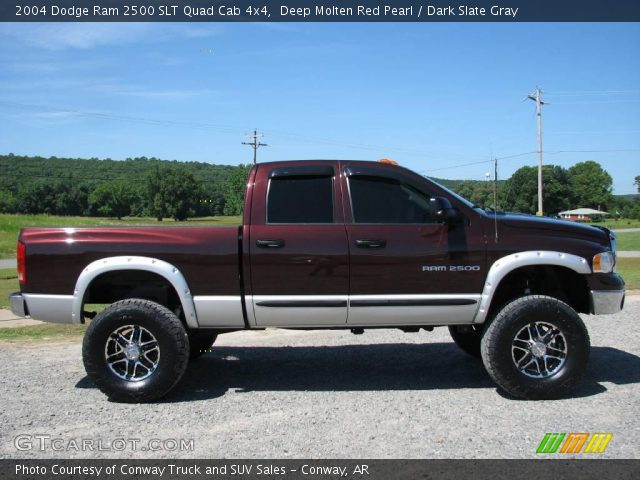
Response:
0,22,639,194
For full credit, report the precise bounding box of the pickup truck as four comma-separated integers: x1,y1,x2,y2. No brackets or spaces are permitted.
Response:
10,160,625,402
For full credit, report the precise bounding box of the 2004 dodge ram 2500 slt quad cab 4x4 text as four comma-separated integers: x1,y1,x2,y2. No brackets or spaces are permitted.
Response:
10,160,625,402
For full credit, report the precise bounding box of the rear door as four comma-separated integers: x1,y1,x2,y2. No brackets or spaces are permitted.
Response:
248,163,349,327
343,164,484,325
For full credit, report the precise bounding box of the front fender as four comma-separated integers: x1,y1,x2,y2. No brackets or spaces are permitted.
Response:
473,251,591,323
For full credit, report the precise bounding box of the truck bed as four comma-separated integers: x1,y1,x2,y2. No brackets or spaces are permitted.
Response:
20,226,242,296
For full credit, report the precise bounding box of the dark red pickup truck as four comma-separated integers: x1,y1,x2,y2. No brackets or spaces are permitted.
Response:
10,160,625,402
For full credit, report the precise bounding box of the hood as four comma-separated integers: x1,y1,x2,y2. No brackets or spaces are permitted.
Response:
493,212,610,243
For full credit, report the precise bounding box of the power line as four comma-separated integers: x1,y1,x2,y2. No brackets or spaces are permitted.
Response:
421,152,536,174
262,128,451,157
0,100,246,135
545,149,640,154
545,90,640,96
496,151,538,161
422,158,493,173
549,99,640,105
550,130,640,135
2,100,637,176
0,100,465,159
420,147,639,175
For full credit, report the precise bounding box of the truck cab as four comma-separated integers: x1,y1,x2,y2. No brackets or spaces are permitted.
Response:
245,161,486,327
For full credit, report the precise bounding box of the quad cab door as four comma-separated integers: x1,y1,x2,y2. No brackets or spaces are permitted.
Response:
342,163,485,326
247,162,349,327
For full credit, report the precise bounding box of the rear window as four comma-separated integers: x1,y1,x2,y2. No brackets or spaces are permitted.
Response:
267,176,334,223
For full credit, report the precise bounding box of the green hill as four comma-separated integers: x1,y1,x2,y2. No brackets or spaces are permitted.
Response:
0,154,242,217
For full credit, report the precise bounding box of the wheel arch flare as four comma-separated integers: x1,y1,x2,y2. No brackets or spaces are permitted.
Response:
72,256,199,328
474,251,591,324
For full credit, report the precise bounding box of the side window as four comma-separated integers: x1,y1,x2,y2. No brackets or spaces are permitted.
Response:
349,176,433,224
267,176,334,223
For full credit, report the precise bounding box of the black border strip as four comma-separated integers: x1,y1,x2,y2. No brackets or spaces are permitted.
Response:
3,459,638,480
256,300,348,308
237,226,251,329
3,1,640,22
269,166,334,178
350,298,478,307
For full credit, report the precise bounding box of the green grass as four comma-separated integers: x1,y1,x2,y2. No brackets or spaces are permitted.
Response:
617,258,640,290
0,268,18,309
0,323,87,342
588,218,640,229
616,232,640,251
0,214,242,258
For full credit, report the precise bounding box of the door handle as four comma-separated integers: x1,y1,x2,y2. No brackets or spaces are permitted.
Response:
355,239,387,249
256,239,285,248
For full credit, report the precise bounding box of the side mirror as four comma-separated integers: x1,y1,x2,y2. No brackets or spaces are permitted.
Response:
430,197,461,224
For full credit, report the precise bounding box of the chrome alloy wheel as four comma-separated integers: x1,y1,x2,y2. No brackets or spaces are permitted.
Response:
511,322,567,378
104,325,160,381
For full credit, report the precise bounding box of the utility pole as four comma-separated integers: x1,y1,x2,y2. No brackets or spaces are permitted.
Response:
527,87,545,216
242,129,267,164
493,156,499,242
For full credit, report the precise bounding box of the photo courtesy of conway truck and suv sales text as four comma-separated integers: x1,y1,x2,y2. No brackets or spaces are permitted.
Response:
9,160,625,402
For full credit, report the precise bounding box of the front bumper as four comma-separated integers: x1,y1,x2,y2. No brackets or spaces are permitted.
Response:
10,292,26,317
590,289,625,315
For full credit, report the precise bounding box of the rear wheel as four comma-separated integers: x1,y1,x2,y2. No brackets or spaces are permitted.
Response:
82,298,189,403
481,295,590,400
448,325,482,358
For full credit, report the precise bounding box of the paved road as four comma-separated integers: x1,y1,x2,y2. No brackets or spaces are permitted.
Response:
0,297,638,459
0,308,43,328
0,259,15,269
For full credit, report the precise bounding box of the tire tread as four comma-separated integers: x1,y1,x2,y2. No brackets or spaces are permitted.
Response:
480,295,590,400
82,298,189,403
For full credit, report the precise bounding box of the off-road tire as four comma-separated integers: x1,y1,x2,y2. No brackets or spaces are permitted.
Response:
189,331,218,359
481,295,590,400
448,325,482,358
82,298,189,403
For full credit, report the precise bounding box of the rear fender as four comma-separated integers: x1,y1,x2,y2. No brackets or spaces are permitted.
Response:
72,256,198,328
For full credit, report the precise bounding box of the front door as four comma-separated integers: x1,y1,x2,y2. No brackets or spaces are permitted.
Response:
248,164,349,327
343,165,484,325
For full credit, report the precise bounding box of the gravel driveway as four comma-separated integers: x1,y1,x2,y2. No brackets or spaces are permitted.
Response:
1,297,638,459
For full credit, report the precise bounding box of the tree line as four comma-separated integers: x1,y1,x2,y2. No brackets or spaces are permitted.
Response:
0,154,251,220
436,160,640,219
1,154,638,220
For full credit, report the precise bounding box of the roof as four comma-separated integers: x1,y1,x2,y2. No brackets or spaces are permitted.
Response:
558,208,610,216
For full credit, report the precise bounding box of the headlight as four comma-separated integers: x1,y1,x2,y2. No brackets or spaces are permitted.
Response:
593,251,614,273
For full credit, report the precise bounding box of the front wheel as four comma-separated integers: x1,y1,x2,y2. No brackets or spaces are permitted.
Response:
189,331,218,359
481,295,590,400
82,299,190,402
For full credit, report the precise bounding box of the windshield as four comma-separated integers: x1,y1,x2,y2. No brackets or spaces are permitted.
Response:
426,177,481,211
